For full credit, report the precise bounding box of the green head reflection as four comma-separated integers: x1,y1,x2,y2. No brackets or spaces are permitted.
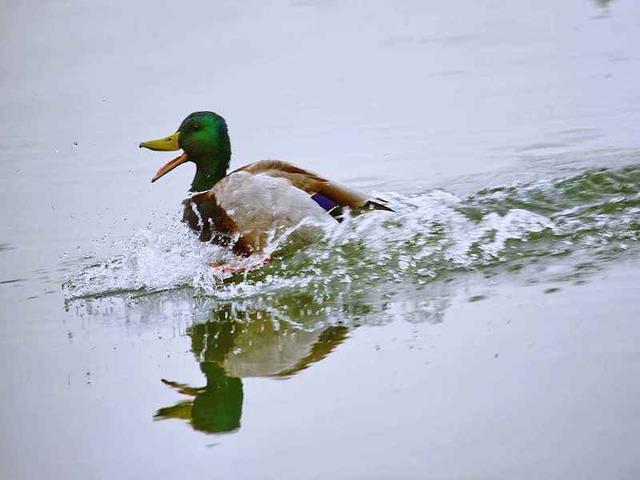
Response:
155,363,243,434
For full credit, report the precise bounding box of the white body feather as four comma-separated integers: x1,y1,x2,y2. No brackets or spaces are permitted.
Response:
213,171,332,249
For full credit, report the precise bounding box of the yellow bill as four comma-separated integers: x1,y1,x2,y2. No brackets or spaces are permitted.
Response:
140,131,189,182
139,131,181,151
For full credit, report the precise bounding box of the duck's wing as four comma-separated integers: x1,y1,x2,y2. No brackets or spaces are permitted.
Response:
236,160,393,215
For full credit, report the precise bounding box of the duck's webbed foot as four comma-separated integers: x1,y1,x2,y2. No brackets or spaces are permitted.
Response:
210,254,272,275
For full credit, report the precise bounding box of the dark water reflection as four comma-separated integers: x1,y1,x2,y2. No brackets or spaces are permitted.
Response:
154,305,348,434
594,0,614,8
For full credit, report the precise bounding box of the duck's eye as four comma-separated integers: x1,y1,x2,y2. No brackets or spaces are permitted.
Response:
193,124,200,131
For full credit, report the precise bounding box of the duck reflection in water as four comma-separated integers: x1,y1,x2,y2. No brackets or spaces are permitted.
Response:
154,305,348,434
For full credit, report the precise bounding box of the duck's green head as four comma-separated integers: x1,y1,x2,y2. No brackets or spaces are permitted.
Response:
140,111,231,192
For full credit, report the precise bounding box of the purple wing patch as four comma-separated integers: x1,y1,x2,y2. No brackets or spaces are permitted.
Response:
311,192,337,212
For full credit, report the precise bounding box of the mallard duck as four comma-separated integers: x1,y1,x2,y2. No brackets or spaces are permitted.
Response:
140,111,392,259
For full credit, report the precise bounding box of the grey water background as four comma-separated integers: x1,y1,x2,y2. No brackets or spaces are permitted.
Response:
2,0,640,478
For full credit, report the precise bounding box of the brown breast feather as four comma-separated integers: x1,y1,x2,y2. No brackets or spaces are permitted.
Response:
182,192,255,256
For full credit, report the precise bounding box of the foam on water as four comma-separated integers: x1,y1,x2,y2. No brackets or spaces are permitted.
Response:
63,166,640,314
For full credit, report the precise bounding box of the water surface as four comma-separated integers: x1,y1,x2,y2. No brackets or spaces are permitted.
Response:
1,1,640,479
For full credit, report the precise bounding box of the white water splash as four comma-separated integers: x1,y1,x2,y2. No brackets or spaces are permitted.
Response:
63,188,559,300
